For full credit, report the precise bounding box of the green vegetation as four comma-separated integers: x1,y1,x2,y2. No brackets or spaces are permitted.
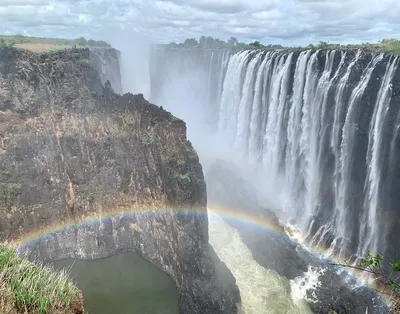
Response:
0,38,18,56
185,142,199,161
141,135,152,146
356,250,400,292
166,36,283,50
0,34,111,48
309,38,400,55
336,249,400,307
169,113,182,122
0,243,81,313
0,38,15,49
165,36,400,55
174,173,191,184
0,183,21,208
103,147,115,159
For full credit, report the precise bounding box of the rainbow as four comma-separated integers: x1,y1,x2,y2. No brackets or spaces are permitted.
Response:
12,205,286,249
10,204,391,305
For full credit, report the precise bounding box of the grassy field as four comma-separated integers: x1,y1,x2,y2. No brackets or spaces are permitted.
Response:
14,43,71,53
0,34,111,52
0,244,82,314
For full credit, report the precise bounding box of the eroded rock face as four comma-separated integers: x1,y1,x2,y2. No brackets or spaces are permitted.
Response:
0,47,239,314
89,48,123,95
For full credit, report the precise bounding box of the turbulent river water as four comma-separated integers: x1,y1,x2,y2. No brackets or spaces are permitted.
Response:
48,211,326,314
208,211,323,314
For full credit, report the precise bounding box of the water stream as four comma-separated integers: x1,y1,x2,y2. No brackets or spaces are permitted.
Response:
208,211,316,314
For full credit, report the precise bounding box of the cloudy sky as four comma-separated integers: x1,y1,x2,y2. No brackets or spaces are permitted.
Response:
0,0,399,46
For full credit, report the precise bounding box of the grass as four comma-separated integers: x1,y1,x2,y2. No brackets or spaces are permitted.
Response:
0,244,81,314
14,43,71,53
0,34,111,53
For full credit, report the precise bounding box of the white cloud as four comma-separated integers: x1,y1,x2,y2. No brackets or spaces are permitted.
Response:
1,0,400,45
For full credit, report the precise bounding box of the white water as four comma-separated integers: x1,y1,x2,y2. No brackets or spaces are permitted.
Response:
208,211,323,314
152,47,400,261
212,50,399,258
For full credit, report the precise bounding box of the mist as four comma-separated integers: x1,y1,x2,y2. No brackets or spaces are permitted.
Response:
85,31,389,313
146,47,288,221
104,30,152,99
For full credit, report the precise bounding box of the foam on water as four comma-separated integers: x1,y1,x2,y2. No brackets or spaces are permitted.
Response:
290,266,326,304
208,211,314,314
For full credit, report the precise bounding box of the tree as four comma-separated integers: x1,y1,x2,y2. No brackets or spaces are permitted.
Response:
317,41,330,48
13,34,29,44
96,40,111,48
335,250,400,293
249,41,262,48
228,37,238,47
75,37,87,46
183,38,198,47
198,36,207,47
0,39,15,48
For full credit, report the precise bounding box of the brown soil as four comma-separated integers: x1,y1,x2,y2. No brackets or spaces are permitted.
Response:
15,43,69,52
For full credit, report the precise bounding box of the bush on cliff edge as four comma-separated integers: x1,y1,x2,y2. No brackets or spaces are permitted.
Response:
0,244,83,314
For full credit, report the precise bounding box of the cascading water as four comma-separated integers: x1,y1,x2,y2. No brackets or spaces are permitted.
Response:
150,47,400,261
208,211,316,314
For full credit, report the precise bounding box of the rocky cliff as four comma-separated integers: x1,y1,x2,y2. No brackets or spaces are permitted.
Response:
0,47,239,313
89,47,123,94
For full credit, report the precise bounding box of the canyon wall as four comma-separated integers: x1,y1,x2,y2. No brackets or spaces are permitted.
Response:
89,47,123,94
0,47,239,313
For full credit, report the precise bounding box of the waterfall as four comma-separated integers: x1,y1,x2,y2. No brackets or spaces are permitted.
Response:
150,47,400,260
362,56,399,256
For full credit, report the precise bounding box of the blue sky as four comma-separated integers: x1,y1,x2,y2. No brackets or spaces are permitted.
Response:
0,0,399,46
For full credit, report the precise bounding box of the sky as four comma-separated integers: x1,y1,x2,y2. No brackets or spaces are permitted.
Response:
0,0,400,46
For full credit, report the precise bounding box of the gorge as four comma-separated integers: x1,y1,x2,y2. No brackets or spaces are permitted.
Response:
1,41,398,314
0,46,239,313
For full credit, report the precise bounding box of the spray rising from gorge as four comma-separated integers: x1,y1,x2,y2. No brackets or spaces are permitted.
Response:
150,47,400,262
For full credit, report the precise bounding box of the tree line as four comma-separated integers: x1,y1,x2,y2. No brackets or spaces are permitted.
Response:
167,36,284,49
0,34,111,48
165,36,400,55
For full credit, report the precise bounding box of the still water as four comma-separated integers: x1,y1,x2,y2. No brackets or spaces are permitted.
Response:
51,252,179,314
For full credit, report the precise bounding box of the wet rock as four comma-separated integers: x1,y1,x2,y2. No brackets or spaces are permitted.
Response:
308,268,388,314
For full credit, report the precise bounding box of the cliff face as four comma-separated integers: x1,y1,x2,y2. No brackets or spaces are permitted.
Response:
89,47,123,94
0,47,239,313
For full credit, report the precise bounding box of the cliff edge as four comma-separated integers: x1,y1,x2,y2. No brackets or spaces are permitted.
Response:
0,47,239,313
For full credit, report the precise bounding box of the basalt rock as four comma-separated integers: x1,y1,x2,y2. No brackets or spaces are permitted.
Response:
0,47,239,314
89,47,123,95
